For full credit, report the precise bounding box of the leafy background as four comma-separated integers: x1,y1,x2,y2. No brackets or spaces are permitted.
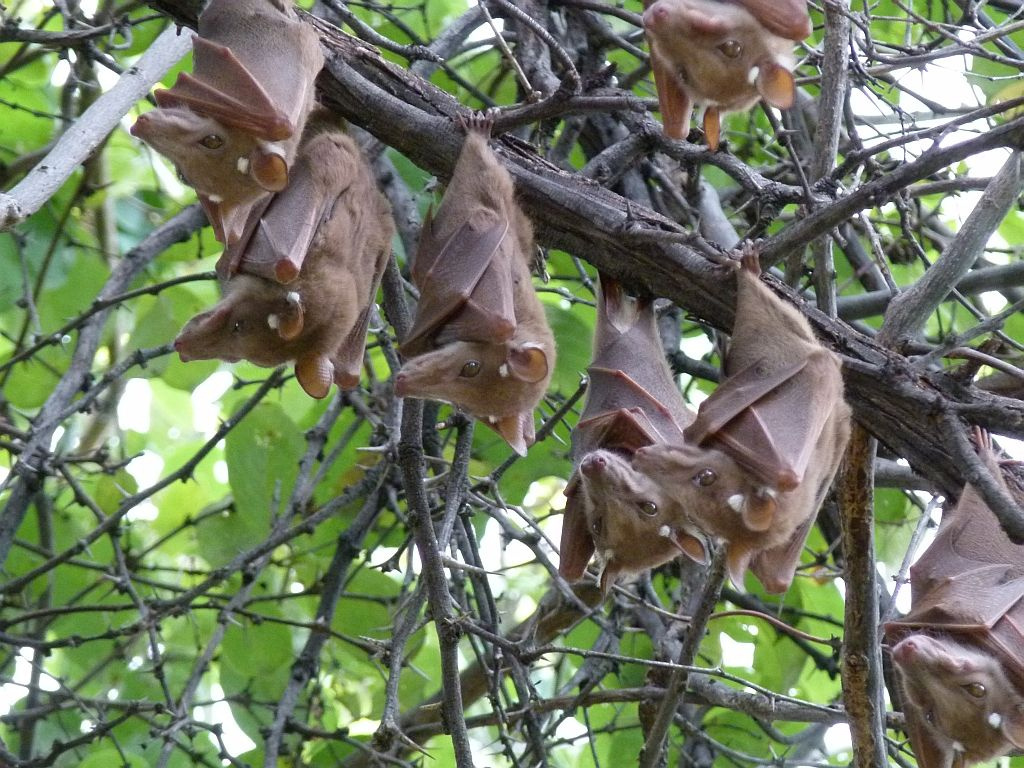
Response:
1,0,1024,766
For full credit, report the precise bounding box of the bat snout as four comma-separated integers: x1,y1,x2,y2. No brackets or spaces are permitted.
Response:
174,336,195,362
581,454,608,477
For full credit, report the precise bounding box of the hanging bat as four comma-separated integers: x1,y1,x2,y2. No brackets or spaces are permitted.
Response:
131,0,323,247
642,0,811,149
394,112,555,456
633,247,851,592
558,275,707,594
884,432,1024,768
174,111,394,398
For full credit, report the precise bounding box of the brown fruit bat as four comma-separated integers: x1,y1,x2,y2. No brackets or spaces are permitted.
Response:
633,248,851,593
394,113,555,456
174,111,394,399
131,0,323,247
884,432,1024,768
642,0,811,149
558,275,708,594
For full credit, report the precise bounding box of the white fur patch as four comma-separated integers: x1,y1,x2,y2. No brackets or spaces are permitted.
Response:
236,156,250,175
267,314,279,329
727,494,745,513
747,66,759,85
659,525,671,538
487,415,498,424
286,291,300,304
207,194,223,204
988,713,1003,729
498,363,510,378
952,741,964,753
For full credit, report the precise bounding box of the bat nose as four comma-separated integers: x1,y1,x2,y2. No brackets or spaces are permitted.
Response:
173,337,193,362
130,115,148,137
394,373,409,396
891,639,919,664
581,454,607,476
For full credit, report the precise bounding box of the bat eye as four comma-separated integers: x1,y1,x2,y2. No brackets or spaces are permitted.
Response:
693,468,717,487
718,40,742,58
232,321,244,334
638,501,657,517
590,519,603,536
199,134,224,149
963,682,986,698
459,360,482,378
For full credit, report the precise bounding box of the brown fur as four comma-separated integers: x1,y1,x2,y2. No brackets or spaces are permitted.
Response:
558,277,706,592
395,113,555,456
131,0,323,244
642,0,808,146
174,117,394,398
885,436,1024,768
634,250,851,592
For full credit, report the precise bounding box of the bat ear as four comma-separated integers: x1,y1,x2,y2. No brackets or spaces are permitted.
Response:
489,413,532,456
559,489,596,581
1001,705,1024,748
274,293,305,341
648,51,692,140
755,61,796,109
903,705,953,768
507,343,549,383
741,490,778,532
702,106,722,151
250,150,289,192
672,530,709,565
599,564,620,595
295,353,334,399
725,544,753,590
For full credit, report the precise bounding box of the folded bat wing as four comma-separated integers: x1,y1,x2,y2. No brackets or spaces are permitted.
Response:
156,37,293,141
684,350,839,490
738,0,812,40
401,212,514,356
217,170,341,283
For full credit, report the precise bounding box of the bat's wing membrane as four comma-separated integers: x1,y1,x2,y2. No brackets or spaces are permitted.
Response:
332,244,391,389
685,352,839,490
583,366,688,449
402,213,513,356
218,170,337,282
158,38,293,141
737,0,812,39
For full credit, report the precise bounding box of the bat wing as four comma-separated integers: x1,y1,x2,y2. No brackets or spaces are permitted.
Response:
332,244,390,389
579,366,687,451
737,0,812,40
401,212,514,357
575,407,662,456
156,37,292,141
217,168,338,283
685,352,838,490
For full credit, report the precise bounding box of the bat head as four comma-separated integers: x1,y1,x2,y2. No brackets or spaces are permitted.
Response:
394,338,553,455
559,449,708,593
131,107,289,241
632,442,802,590
891,633,1024,768
642,0,797,117
174,277,335,399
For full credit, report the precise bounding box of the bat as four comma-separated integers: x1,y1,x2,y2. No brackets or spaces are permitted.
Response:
642,0,811,149
174,110,394,398
394,112,555,457
884,432,1024,768
131,0,323,247
558,275,707,594
633,247,851,592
